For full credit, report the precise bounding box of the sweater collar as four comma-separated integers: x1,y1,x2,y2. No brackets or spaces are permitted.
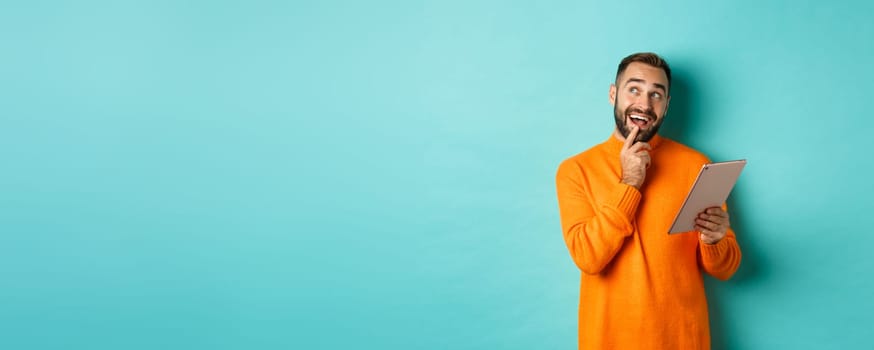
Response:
605,133,664,154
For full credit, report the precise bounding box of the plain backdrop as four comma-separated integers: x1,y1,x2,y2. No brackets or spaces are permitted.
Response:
2,1,872,349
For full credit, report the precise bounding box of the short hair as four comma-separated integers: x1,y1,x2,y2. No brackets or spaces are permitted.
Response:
616,52,672,94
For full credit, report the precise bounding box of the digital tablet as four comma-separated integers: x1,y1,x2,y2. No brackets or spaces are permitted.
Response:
668,159,746,234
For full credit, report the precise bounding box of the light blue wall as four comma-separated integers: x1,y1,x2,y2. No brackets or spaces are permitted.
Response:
2,1,872,349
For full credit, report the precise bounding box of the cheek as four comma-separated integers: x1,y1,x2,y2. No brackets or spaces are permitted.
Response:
617,99,632,111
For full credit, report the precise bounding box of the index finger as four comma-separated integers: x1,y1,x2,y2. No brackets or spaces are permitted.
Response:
623,126,640,150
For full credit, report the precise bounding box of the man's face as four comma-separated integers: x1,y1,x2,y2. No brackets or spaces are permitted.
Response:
609,62,671,142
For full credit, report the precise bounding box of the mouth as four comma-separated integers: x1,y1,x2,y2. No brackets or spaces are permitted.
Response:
627,114,653,129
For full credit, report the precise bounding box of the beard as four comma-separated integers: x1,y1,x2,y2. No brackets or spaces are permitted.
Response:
613,100,664,143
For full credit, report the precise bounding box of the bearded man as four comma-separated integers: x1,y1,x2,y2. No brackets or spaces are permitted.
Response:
555,52,742,350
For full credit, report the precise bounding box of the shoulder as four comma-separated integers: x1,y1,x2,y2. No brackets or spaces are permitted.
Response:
556,141,609,176
657,137,711,165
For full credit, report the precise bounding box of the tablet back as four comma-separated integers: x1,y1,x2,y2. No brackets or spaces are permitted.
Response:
668,160,746,234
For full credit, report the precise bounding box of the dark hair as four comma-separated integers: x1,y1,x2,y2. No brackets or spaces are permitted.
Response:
616,52,672,94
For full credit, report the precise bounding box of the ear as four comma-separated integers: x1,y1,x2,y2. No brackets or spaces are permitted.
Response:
609,84,617,106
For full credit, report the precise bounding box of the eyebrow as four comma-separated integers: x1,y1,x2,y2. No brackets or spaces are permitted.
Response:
624,78,668,93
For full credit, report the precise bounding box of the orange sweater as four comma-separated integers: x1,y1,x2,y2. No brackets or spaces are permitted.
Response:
555,135,741,350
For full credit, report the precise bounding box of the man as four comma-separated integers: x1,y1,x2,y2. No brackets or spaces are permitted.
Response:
555,52,741,349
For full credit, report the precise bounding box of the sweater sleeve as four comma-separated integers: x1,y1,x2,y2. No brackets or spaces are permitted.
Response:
556,160,640,275
697,205,742,280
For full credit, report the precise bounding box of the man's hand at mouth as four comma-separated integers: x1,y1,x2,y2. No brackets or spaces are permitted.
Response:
620,126,652,190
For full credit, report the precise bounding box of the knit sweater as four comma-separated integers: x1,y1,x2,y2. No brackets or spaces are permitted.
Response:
555,134,742,350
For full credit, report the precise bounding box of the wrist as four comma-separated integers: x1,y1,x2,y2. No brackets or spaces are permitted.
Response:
699,233,724,245
621,177,642,189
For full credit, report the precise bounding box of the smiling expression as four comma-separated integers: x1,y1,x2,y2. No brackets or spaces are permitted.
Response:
610,62,671,143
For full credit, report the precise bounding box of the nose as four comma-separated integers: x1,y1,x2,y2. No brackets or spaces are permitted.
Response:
642,95,654,108
632,95,654,111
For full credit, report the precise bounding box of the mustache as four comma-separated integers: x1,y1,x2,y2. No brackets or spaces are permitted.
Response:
625,107,656,119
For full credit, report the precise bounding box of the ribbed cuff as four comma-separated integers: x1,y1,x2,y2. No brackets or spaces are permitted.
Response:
607,183,642,223
700,237,729,257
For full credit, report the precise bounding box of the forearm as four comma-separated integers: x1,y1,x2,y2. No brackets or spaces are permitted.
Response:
698,229,742,280
559,182,641,274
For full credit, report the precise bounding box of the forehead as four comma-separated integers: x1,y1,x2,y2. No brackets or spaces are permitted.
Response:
618,62,669,87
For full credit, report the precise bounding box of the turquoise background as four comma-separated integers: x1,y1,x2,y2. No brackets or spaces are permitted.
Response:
2,1,872,349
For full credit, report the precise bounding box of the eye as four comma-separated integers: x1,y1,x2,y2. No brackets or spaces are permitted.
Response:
629,87,639,94
651,92,662,100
